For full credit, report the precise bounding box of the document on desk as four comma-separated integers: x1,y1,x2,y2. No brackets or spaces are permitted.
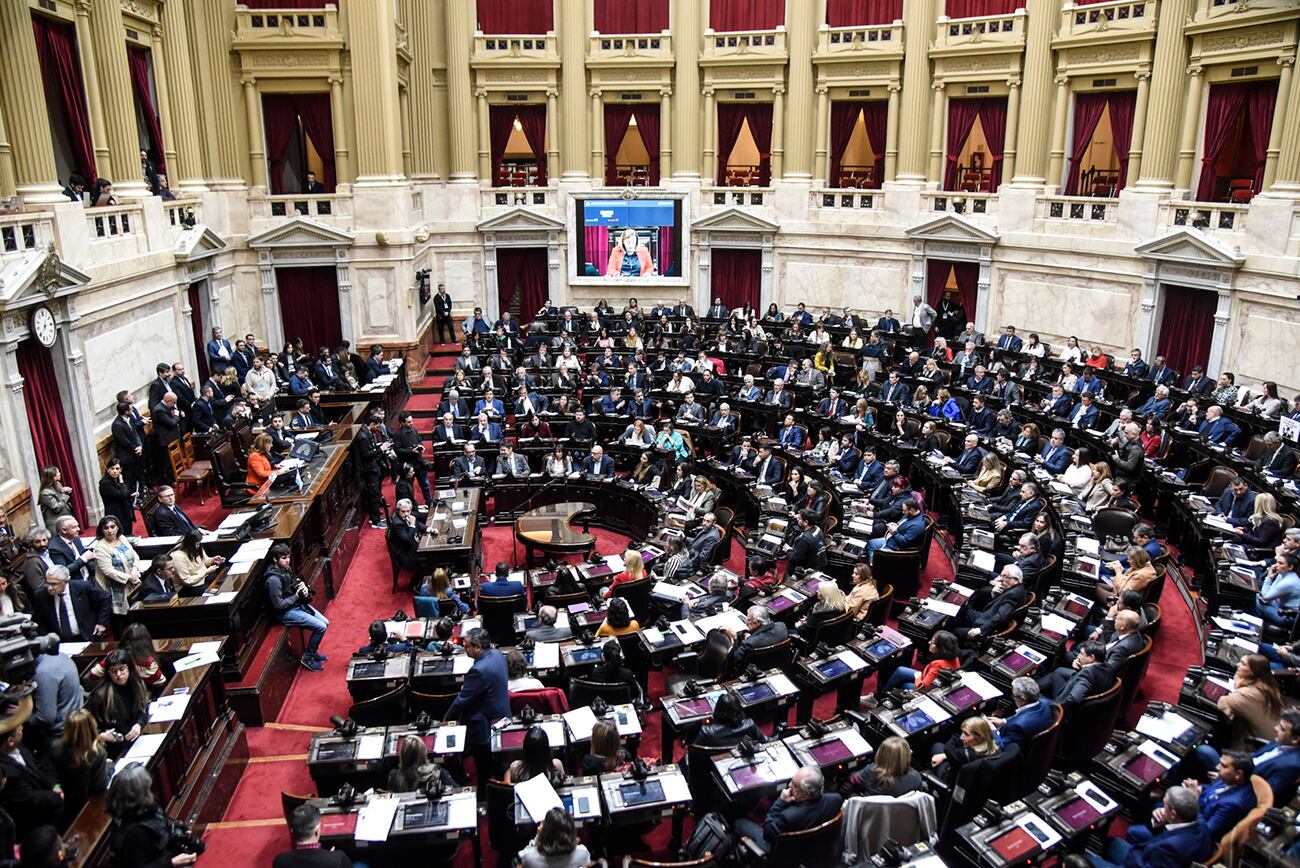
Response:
172,650,221,673
922,598,962,617
695,609,747,635
1038,613,1077,637
958,671,1003,701
58,642,90,656
1075,537,1100,555
1212,616,1260,636
452,654,473,675
433,726,466,755
969,550,996,573
148,692,191,723
652,582,688,601
1136,738,1177,769
356,733,385,761
112,733,168,777
532,642,559,669
204,591,238,605
667,619,704,644
563,705,599,741
1076,780,1116,813
1135,710,1194,746
189,641,223,655
217,511,258,532
1204,515,1235,533
515,774,564,821
641,627,665,646
355,795,399,842
1016,813,1062,850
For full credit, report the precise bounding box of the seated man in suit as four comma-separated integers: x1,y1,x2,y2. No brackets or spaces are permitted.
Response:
1037,640,1113,708
493,441,531,478
952,563,1028,645
954,434,986,477
1102,610,1145,676
32,566,111,642
993,532,1046,589
581,445,614,478
876,309,900,333
1148,355,1177,387
736,374,764,403
1196,709,1300,805
852,448,884,492
880,370,911,405
0,710,65,840
736,766,843,854
992,483,1045,533
1075,366,1105,397
480,562,525,598
289,398,321,430
1257,431,1299,478
776,414,805,450
598,387,628,416
433,412,462,445
1088,785,1213,868
727,605,789,672
991,677,1054,748
968,396,996,436
1183,365,1215,398
1199,405,1241,445
473,389,505,419
450,443,487,483
865,497,926,562
525,605,572,643
785,510,826,572
765,378,792,409
1041,385,1074,419
1125,752,1256,848
996,325,1023,353
1035,429,1072,475
1136,385,1173,419
709,402,738,433
1067,392,1100,430
753,445,785,487
1215,476,1256,527
468,412,502,444
151,485,200,536
1121,348,1150,379
676,392,707,425
514,386,547,418
48,516,94,583
731,436,759,473
685,512,722,571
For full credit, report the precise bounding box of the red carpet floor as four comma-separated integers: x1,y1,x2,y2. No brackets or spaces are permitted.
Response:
198,347,1202,864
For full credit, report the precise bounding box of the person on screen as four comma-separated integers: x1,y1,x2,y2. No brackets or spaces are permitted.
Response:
607,228,653,277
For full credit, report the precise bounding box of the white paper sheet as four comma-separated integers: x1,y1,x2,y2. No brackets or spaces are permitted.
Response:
1212,616,1259,636
532,642,559,669
1076,780,1116,813
641,628,665,645
433,726,467,754
452,654,473,675
835,649,868,671
355,796,399,842
187,640,221,655
172,651,221,673
653,582,688,601
1136,738,1177,769
147,693,191,723
58,642,90,655
1016,813,1062,849
1039,613,1077,636
610,703,642,736
957,671,1003,701
356,733,385,761
445,791,477,829
1075,537,1100,555
1014,644,1046,663
563,706,600,741
970,550,996,573
1135,710,1194,746
205,591,237,605
514,774,563,820
668,620,704,644
922,598,962,617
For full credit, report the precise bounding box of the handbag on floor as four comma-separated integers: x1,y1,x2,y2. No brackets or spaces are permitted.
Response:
682,811,737,862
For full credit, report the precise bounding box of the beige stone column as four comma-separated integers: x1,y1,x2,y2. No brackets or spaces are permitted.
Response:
1262,55,1294,190
928,82,946,184
399,85,413,178
147,27,178,183
350,1,404,183
1046,75,1069,190
783,0,816,179
672,0,703,178
0,101,15,199
406,0,445,179
546,89,560,180
0,0,62,201
813,85,829,183
591,90,604,180
1011,0,1057,186
896,0,934,182
72,1,111,180
188,0,243,187
558,0,588,179
476,90,491,180
243,79,267,191
702,87,716,184
90,0,148,194
1272,51,1300,192
884,83,901,183
771,86,785,181
1126,69,1151,187
329,76,352,186
1002,78,1022,184
444,0,477,180
158,1,205,190
1173,65,1207,193
658,88,672,178
1135,0,1192,190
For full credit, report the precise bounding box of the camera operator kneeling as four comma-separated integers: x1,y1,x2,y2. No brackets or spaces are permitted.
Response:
107,764,202,867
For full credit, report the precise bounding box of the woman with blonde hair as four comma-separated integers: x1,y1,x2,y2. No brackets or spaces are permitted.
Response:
419,567,469,614
1234,492,1284,550
843,736,924,797
1082,462,1117,512
846,562,881,620
37,465,74,530
795,579,848,644
930,715,999,783
1107,545,1156,598
606,227,652,277
245,432,275,487
388,734,455,792
602,550,645,599
971,452,1004,494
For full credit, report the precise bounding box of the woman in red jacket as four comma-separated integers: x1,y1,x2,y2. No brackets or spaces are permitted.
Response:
602,550,646,599
877,630,961,694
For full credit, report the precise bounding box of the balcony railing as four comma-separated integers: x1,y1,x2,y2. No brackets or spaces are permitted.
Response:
88,203,143,240
0,212,53,261
472,32,559,63
251,194,354,231
701,27,787,62
1058,0,1155,39
233,4,342,46
164,198,202,232
1037,195,1117,224
815,22,905,57
1162,201,1248,233
923,192,997,218
588,32,673,63
812,189,882,211
1193,0,1292,23
932,9,1026,51
702,187,772,208
481,187,556,211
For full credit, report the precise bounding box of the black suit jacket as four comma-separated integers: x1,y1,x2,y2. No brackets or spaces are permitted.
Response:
387,520,424,571
273,849,353,868
0,747,62,836
1258,445,1298,477
31,581,112,641
151,402,182,446
47,536,93,583
1058,662,1113,706
151,503,196,536
111,415,141,463
1103,632,1144,677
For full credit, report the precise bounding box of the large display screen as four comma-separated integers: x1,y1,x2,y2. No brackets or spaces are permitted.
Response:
576,198,683,279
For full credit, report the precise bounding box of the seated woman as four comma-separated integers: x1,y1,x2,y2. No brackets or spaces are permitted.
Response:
85,624,166,693
520,412,554,439
1254,552,1300,628
794,580,848,645
586,640,642,703
245,432,275,488
603,551,647,600
580,720,631,776
1235,493,1285,553
506,649,545,692
628,452,663,489
1100,545,1156,603
695,692,764,748
970,452,1004,494
52,709,110,818
845,563,881,621
503,725,567,785
388,734,457,792
843,736,925,797
544,565,585,601
1059,448,1094,496
878,630,961,695
595,597,640,638
418,567,469,615
654,420,690,462
519,807,592,868
1218,654,1284,749
358,620,415,656
619,418,655,448
170,529,225,596
85,649,150,759
929,716,1000,784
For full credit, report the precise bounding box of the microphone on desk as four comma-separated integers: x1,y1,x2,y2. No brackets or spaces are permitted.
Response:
413,711,434,732
329,716,359,739
333,782,359,807
519,705,537,725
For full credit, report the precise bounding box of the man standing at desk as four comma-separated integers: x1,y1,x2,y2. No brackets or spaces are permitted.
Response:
444,627,509,790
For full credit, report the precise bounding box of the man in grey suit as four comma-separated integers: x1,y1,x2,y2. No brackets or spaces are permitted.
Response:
686,512,722,570
525,606,572,643
1103,610,1145,676
1037,641,1114,708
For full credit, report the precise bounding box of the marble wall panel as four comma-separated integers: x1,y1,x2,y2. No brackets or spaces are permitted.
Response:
83,309,180,411
997,272,1142,353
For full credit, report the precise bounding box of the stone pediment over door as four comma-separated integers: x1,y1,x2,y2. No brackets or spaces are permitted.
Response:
173,226,228,263
477,207,566,234
691,207,781,236
0,248,90,315
1134,228,1244,272
904,214,1000,247
247,216,355,250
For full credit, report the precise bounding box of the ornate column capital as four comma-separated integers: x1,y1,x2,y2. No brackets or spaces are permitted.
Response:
241,76,256,89
151,25,164,41
1054,74,1069,87
773,84,785,96
589,88,601,99
1278,56,1296,69
474,87,487,99
702,86,715,97
74,0,91,15
1186,65,1204,78
1007,77,1022,89
328,74,344,86
659,86,673,97
931,81,945,92
546,88,559,99
815,84,829,95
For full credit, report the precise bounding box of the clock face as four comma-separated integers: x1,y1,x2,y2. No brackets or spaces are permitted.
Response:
31,307,56,347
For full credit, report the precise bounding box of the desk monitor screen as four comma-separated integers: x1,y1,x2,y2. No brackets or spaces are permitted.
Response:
737,683,776,703
421,658,455,675
728,764,767,789
864,639,896,658
1124,754,1166,783
568,601,592,614
767,595,795,612
809,739,853,765
570,647,605,664
351,661,387,679
1198,680,1230,702
421,734,437,752
320,813,359,837
587,564,614,578
1001,651,1035,673
500,729,528,749
816,659,851,680
675,697,714,718
402,801,450,829
989,826,1037,861
941,589,966,605
945,686,982,710
619,780,666,807
1063,598,1090,619
896,709,935,734
315,742,358,762
1052,796,1102,831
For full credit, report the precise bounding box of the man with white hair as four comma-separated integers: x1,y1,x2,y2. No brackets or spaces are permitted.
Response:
953,563,1028,644
989,677,1053,748
1112,422,1145,486
737,374,763,402
1135,385,1173,419
1088,785,1212,868
1104,407,1135,443
735,765,843,853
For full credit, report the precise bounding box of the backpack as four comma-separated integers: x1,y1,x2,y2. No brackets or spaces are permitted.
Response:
682,811,737,862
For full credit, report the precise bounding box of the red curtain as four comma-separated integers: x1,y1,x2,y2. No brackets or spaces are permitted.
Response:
496,249,548,324
828,102,862,187
1196,81,1276,202
1245,82,1278,198
711,249,761,313
827,0,903,25
633,104,661,184
594,0,669,32
17,340,86,525
1063,93,1108,195
980,99,1007,192
604,104,636,185
658,225,674,277
943,97,1006,192
517,105,549,185
295,92,335,190
487,104,547,185
710,0,784,31
1108,91,1137,192
1156,285,1217,378
245,0,329,7
945,0,1019,15
943,98,981,191
863,101,887,189
277,267,342,353
716,103,773,185
716,104,749,185
187,283,208,382
32,16,96,182
927,260,978,325
477,0,552,34
262,93,299,194
488,104,518,187
127,47,166,174
584,226,609,275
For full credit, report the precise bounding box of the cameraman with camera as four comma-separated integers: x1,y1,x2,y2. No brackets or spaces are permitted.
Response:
265,544,329,672
106,764,200,867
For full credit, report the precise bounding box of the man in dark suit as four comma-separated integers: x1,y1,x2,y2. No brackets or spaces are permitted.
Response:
993,484,1045,533
147,362,174,410
169,362,196,416
581,445,614,478
707,298,729,319
853,449,884,491
1148,355,1178,387
493,442,531,478
479,563,525,598
866,498,926,562
356,418,388,529
786,510,826,571
1103,611,1145,676
112,400,144,497
433,413,462,445
391,412,434,504
880,370,910,405
48,516,94,583
1067,392,1100,430
1121,348,1150,379
1199,405,1241,445
753,445,785,486
0,715,64,839
443,627,510,791
954,434,985,476
1042,385,1073,419
1183,365,1215,398
765,378,792,409
996,326,1023,353
432,283,455,344
151,392,183,467
1215,476,1256,527
736,766,843,854
274,804,353,868
1035,429,1072,474
953,564,1028,644
525,606,572,643
686,513,722,570
876,309,900,333
1257,432,1299,477
150,486,199,536
992,677,1055,748
1122,753,1255,853
302,171,325,194
1088,785,1213,868
450,443,487,483
729,605,789,672
1037,641,1113,708
31,566,111,642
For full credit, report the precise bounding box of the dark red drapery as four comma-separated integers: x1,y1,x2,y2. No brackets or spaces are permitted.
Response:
828,101,887,188
187,282,208,382
604,104,661,185
710,0,784,31
245,0,329,8
1156,285,1217,379
584,226,609,276
295,92,335,190
516,105,548,185
827,0,904,25
1108,91,1136,192
127,47,166,174
926,260,978,327
658,225,674,277
862,101,887,188
945,0,1019,16
943,98,980,191
716,103,773,185
17,340,86,525
711,249,761,313
32,15,96,183
633,105,661,184
496,248,548,324
980,99,1007,192
1063,93,1108,196
277,267,342,353
594,0,669,33
1197,80,1277,202
944,97,1007,192
829,102,861,187
489,104,547,186
477,0,552,35
262,92,334,193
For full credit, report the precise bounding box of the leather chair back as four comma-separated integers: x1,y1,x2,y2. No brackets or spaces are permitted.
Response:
612,577,654,624
347,684,408,727
743,636,792,671
1016,704,1065,798
569,677,632,707
478,593,528,644
1118,637,1155,719
767,809,844,868
1057,679,1123,770
865,585,894,627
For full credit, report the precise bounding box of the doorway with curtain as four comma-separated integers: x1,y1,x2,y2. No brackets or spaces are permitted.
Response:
262,93,335,194
276,266,343,354
16,338,87,524
926,259,979,341
187,282,209,382
1156,285,1218,379
495,248,548,324
710,248,761,313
